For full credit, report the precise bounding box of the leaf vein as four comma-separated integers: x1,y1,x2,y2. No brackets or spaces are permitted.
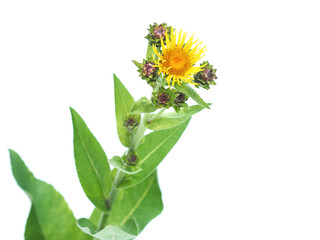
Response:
75,125,107,200
140,125,183,165
120,179,154,226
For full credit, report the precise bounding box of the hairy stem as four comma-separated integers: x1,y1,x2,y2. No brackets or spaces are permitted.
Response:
95,212,108,232
95,112,151,236
106,170,126,210
94,170,125,239
130,113,150,150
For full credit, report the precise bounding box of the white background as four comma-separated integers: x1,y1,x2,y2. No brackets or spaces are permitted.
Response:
1,0,320,239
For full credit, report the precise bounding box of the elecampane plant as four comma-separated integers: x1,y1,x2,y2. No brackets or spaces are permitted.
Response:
9,22,218,240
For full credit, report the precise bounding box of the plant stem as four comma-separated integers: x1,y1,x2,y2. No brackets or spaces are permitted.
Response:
96,212,108,232
106,170,125,210
95,113,151,236
130,113,150,150
93,170,125,240
95,47,164,239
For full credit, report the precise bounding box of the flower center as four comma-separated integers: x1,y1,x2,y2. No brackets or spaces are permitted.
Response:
153,25,166,39
171,56,185,69
162,49,191,76
158,93,169,105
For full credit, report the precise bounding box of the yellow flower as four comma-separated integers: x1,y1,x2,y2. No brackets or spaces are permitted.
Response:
153,28,207,86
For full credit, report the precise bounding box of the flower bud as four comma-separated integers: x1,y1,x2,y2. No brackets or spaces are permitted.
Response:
141,60,159,83
194,61,217,90
133,60,159,86
125,152,138,166
123,114,140,130
145,22,172,47
143,61,156,77
151,86,175,109
173,91,189,112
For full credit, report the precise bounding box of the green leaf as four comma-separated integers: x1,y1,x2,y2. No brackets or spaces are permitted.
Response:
131,97,156,114
174,84,210,109
77,208,106,240
77,218,136,240
120,119,191,189
9,150,86,240
132,60,142,69
114,74,137,147
108,171,163,234
110,156,142,174
70,107,112,212
146,43,154,61
147,104,209,130
25,206,45,240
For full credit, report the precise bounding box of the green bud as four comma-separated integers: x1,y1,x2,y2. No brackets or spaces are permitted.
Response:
141,60,159,85
123,114,140,130
125,151,138,166
145,22,173,47
173,91,189,112
194,61,217,90
133,59,159,87
151,86,175,109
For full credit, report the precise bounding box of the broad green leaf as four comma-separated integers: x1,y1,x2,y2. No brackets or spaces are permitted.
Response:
147,104,210,130
70,108,112,212
131,97,156,114
108,171,163,234
110,156,142,174
114,74,137,147
77,218,136,240
9,150,86,240
174,84,210,109
25,206,45,240
120,119,190,189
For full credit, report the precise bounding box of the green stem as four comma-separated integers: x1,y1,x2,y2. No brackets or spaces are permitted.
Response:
95,212,108,232
94,170,125,240
130,113,150,150
95,113,150,236
95,45,163,238
106,170,126,210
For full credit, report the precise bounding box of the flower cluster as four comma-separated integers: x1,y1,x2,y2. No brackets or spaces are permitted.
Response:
134,22,217,113
151,87,188,112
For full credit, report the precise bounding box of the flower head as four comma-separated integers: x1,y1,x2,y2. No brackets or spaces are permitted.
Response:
141,60,158,83
153,28,207,87
151,86,175,109
194,61,217,90
123,114,140,130
145,23,172,47
173,91,189,112
132,59,159,87
126,152,138,166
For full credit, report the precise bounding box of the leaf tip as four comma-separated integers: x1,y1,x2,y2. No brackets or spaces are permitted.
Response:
69,107,78,121
8,148,19,161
